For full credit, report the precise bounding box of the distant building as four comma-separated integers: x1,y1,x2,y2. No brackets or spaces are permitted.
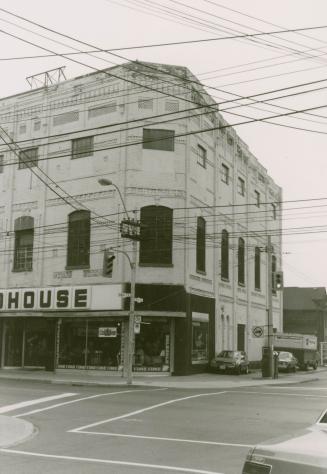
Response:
0,61,282,375
283,287,327,344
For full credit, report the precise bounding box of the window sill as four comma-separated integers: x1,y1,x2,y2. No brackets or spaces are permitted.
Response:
196,270,206,276
12,268,32,273
254,287,261,292
238,282,245,287
139,263,173,268
221,277,230,282
65,265,90,270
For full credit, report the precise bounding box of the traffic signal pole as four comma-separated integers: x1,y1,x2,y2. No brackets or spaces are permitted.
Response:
267,235,274,378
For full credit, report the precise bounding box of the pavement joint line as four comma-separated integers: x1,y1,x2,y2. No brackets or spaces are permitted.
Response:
14,388,166,418
0,448,225,474
69,391,227,433
72,430,253,448
0,393,77,414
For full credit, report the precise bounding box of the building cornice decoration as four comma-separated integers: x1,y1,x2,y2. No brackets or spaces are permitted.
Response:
47,189,114,207
127,187,185,199
12,201,38,212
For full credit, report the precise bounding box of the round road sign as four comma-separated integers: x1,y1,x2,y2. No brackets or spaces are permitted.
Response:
252,326,264,338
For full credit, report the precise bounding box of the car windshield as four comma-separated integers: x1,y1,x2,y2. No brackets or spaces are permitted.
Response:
279,352,291,360
217,351,236,358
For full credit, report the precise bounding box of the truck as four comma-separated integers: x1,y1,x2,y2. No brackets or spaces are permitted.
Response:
274,333,320,371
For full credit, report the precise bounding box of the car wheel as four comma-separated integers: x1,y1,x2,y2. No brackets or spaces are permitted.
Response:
243,365,249,375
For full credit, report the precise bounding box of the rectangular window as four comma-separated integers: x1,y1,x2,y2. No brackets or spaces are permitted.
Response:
197,145,207,168
88,102,116,118
143,129,175,151
237,177,245,196
192,312,209,364
14,230,33,271
53,110,79,126
72,136,94,159
196,217,206,273
221,163,229,184
255,190,260,207
0,155,3,173
138,98,153,110
18,147,38,169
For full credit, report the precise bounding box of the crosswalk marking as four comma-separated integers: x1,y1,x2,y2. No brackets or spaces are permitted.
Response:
0,393,77,414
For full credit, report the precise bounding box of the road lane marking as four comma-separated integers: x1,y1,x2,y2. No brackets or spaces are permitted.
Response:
0,393,77,414
230,390,327,398
15,388,166,418
70,391,227,432
0,448,225,474
73,430,252,448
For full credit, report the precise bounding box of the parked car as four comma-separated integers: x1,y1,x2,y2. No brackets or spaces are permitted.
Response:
210,350,249,375
277,351,298,372
242,408,327,473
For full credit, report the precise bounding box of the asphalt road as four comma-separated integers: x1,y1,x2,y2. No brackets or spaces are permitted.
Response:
0,377,327,474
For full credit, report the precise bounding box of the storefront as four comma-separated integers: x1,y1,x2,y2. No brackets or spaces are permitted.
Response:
0,285,183,373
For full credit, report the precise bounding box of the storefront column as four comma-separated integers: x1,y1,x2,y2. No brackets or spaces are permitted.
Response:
122,320,129,377
0,321,5,369
84,320,89,368
21,322,26,368
170,319,175,373
54,319,61,372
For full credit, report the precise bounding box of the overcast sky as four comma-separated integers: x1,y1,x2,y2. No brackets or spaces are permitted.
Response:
1,0,327,288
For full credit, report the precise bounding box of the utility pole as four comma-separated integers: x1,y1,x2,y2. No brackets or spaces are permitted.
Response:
267,235,274,378
98,179,141,385
126,239,137,385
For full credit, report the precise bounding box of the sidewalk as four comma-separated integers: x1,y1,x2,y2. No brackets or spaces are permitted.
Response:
0,366,325,389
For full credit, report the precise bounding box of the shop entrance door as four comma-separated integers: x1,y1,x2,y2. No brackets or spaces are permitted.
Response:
4,320,23,367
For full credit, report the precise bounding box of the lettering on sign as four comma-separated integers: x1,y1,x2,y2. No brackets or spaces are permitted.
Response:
0,287,90,311
98,327,117,338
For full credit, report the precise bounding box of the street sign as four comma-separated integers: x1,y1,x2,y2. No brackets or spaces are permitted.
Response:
252,326,264,338
134,322,141,334
134,315,142,324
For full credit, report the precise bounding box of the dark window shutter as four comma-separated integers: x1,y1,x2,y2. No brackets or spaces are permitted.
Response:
221,230,229,280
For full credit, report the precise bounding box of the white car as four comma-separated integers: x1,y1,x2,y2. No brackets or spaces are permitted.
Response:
242,409,327,473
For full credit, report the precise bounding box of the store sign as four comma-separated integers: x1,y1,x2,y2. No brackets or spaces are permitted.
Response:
98,327,117,338
0,284,123,312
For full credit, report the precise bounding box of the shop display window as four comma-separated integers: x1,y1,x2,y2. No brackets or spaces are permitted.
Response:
192,314,209,364
134,319,170,372
58,319,121,370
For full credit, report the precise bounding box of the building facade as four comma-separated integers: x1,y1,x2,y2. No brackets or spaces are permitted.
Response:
284,287,327,345
0,61,282,375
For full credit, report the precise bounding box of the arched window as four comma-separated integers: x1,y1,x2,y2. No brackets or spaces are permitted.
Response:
272,254,277,295
196,217,206,273
238,237,245,285
221,229,229,280
255,247,261,290
13,216,34,272
67,210,90,268
140,206,173,265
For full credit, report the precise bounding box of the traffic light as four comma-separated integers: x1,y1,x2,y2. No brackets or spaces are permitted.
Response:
275,271,283,291
103,250,115,277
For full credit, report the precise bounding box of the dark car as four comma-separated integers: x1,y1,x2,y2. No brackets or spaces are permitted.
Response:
210,350,249,375
277,351,298,372
242,408,327,473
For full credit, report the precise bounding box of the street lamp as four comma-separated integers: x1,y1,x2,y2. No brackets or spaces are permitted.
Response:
98,178,137,385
